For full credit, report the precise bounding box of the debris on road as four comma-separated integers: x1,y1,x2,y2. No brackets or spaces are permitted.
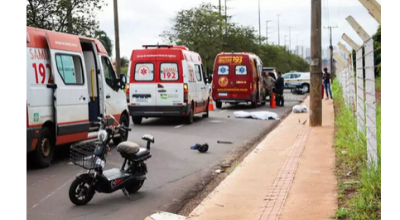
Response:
217,141,233,144
190,143,209,153
292,105,308,113
144,212,186,220
233,111,280,120
215,169,222,173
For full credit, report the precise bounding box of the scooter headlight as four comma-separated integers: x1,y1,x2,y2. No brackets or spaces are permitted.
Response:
98,130,108,142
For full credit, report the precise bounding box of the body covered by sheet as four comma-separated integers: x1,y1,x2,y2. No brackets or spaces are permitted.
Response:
234,111,280,120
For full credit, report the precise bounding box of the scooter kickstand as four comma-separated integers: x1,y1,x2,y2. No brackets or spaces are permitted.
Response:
122,188,131,200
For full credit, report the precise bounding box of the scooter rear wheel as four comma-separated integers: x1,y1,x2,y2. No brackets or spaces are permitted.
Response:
69,178,95,206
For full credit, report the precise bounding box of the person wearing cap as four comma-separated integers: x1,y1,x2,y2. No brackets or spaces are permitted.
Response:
323,67,332,99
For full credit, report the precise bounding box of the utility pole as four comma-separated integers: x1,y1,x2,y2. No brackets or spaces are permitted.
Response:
258,0,261,44
219,0,221,15
277,14,281,46
310,0,322,126
113,0,121,76
266,20,272,44
324,26,338,78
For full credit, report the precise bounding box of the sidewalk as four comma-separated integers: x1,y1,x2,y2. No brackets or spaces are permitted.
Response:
184,96,337,220
145,97,337,220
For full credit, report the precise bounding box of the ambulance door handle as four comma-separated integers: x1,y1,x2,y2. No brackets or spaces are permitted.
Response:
106,95,111,99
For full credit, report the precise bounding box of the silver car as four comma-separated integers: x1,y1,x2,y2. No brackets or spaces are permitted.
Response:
282,72,310,93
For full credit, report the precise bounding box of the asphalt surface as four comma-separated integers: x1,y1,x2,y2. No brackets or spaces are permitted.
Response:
27,91,307,220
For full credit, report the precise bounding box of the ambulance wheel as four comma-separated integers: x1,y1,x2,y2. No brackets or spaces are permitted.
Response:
202,98,209,118
186,104,194,124
113,114,129,145
251,101,257,108
132,116,142,125
216,101,222,109
32,126,55,168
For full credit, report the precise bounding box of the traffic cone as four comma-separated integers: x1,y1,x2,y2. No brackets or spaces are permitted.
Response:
208,95,215,111
270,93,276,108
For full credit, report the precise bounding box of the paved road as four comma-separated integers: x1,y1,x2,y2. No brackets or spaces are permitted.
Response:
27,91,307,220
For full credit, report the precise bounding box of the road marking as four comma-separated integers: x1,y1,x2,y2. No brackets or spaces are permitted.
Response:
220,110,227,113
174,124,185,129
30,171,81,210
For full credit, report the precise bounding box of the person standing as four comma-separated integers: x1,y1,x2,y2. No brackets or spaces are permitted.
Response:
323,67,333,99
274,72,285,106
264,72,276,105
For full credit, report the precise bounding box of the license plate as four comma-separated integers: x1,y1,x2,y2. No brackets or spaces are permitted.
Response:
219,92,228,96
135,98,148,102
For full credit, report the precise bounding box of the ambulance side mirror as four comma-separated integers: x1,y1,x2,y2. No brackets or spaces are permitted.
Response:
119,74,127,90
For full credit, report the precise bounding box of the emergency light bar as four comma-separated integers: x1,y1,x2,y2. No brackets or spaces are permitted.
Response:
142,45,173,49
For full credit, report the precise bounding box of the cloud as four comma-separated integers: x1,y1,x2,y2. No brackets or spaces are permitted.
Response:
97,0,380,59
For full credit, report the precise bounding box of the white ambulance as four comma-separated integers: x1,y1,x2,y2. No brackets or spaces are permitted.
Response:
128,45,210,124
27,27,129,168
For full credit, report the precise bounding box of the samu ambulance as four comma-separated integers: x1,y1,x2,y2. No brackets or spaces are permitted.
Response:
127,45,210,124
26,27,129,168
211,52,266,108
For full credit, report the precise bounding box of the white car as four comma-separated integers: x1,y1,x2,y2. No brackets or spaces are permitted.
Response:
282,72,310,93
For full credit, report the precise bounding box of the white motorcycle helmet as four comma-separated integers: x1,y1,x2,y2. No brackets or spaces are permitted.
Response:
97,130,108,142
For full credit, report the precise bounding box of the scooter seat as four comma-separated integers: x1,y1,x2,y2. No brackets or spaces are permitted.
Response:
117,141,140,155
130,148,150,160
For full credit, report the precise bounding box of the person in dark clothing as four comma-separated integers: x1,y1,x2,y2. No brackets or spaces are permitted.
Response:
274,71,285,106
323,67,333,99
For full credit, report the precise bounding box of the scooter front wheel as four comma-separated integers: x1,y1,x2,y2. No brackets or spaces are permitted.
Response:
69,177,95,206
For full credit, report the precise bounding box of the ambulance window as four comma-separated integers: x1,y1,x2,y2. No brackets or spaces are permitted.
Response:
235,65,247,75
55,54,84,85
194,64,202,81
101,57,117,90
160,63,179,81
134,63,154,81
218,65,229,75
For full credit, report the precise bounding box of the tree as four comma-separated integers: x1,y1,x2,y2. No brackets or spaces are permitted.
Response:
120,56,129,67
95,30,112,56
161,3,309,74
372,25,381,77
26,0,106,36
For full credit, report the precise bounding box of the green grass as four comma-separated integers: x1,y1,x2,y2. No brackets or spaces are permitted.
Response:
226,161,239,175
121,66,128,75
375,77,381,91
332,79,381,220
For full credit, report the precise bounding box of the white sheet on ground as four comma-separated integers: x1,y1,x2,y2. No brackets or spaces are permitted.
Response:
234,111,280,120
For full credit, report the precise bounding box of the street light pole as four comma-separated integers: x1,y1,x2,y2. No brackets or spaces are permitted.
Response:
113,0,121,76
289,26,292,53
258,0,261,44
277,14,281,46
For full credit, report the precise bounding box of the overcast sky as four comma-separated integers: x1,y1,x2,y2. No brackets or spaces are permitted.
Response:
97,0,381,60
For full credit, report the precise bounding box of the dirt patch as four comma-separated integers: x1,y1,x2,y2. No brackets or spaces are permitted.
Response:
175,109,293,216
375,89,381,105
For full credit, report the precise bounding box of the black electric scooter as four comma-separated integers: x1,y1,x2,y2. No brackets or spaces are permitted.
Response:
68,115,154,206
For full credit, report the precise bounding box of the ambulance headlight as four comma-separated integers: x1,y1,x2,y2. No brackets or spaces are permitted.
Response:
98,130,108,142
